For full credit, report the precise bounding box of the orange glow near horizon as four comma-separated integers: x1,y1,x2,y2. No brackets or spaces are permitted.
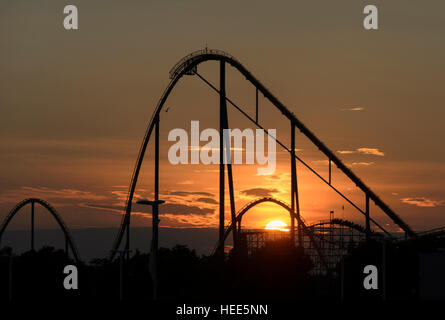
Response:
265,220,289,232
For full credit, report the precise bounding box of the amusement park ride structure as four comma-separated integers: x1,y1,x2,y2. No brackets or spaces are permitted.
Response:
0,198,80,263
108,48,416,264
0,49,429,275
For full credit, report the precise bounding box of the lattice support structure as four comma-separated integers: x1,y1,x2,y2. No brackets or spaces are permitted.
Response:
240,220,367,275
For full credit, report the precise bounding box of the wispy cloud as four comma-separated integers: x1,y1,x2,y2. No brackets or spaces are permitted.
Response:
357,148,385,156
337,148,385,157
82,203,124,213
349,162,375,167
157,213,219,228
160,203,214,215
0,186,107,204
165,191,214,198
195,197,218,205
401,197,444,208
241,188,279,198
132,202,214,216
340,107,365,112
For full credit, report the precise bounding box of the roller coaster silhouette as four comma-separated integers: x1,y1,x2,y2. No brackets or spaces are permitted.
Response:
0,49,427,274
107,48,417,270
0,198,80,263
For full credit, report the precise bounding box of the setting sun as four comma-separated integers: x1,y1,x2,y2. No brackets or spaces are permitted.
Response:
265,220,289,232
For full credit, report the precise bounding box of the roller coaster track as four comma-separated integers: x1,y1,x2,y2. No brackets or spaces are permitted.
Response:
0,198,80,263
220,197,378,272
222,197,310,244
221,197,330,271
310,219,369,235
110,48,415,260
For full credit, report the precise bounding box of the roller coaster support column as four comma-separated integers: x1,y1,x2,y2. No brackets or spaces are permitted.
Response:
220,76,238,251
153,115,160,299
218,61,226,256
125,223,130,260
155,114,160,231
136,198,165,300
125,209,130,260
290,122,302,247
31,200,35,251
111,249,132,300
9,254,12,302
134,116,163,299
225,128,238,250
290,123,296,246
65,235,69,257
365,194,371,242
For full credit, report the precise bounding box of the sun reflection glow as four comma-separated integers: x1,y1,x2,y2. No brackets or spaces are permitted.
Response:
265,220,289,232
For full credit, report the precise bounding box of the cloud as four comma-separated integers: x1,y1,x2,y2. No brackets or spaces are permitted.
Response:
357,148,385,156
337,148,385,157
195,197,218,204
401,197,444,208
157,213,219,228
241,188,279,197
0,186,107,204
165,191,214,198
340,107,365,111
82,203,124,213
349,162,375,167
85,200,215,217
159,203,214,215
133,202,214,216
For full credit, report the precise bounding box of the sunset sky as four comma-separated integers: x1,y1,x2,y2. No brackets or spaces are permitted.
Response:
1,0,444,241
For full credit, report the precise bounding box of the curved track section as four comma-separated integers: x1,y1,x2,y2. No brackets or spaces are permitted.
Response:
221,196,329,272
222,197,301,243
0,198,80,263
110,48,414,260
309,219,369,235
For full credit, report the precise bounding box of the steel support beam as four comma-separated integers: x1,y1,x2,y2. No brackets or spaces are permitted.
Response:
365,194,371,241
226,163,237,249
290,123,296,246
218,67,238,250
329,159,332,185
291,122,302,247
125,224,130,260
218,61,226,255
222,108,238,250
31,200,34,251
119,251,124,301
382,241,387,300
8,255,12,302
152,115,160,300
